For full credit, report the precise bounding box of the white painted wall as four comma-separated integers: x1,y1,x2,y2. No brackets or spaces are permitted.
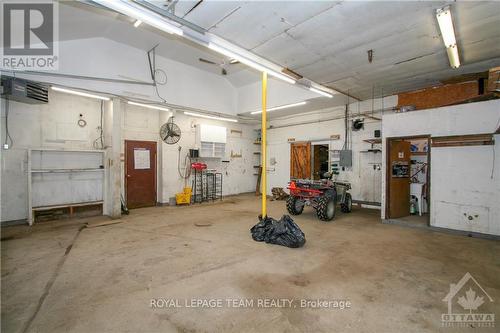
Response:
159,113,256,202
3,37,238,115
382,100,500,235
0,90,106,222
0,91,256,223
120,103,164,204
237,78,318,113
265,96,397,205
119,105,256,203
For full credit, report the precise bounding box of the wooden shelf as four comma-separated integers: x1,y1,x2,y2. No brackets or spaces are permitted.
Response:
33,201,103,210
431,134,494,147
31,168,104,173
411,152,427,156
363,138,382,144
253,152,261,154
30,148,106,153
28,148,106,226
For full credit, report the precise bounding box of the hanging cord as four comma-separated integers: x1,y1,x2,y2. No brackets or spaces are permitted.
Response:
177,146,192,180
3,98,13,148
93,100,105,149
147,45,168,104
411,162,427,183
491,117,500,179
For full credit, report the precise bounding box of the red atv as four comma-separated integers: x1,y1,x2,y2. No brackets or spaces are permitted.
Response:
286,178,352,221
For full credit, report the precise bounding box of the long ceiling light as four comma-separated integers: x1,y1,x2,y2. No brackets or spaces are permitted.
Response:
184,111,238,123
251,101,307,114
436,6,460,69
309,87,333,98
94,0,183,36
208,43,296,84
51,86,110,101
128,101,170,111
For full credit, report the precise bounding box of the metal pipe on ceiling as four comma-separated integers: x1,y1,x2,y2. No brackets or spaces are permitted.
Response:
86,0,342,98
0,70,155,86
267,107,395,130
133,0,206,34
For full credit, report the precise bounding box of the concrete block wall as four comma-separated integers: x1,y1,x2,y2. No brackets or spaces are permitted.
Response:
0,92,256,224
1,90,106,222
159,113,256,202
382,100,500,236
265,95,398,205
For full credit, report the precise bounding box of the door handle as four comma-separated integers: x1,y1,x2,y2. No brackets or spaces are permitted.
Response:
127,174,131,178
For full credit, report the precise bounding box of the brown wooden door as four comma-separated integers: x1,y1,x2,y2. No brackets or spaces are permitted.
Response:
290,142,311,179
388,140,411,218
125,140,157,209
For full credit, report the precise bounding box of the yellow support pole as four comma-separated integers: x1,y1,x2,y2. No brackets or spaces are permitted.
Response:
261,72,268,217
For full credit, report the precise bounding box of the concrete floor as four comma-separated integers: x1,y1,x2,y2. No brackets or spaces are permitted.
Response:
2,193,499,333
385,214,429,228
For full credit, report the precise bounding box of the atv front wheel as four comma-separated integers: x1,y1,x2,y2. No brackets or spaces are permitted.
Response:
316,196,336,221
286,196,304,215
341,193,352,213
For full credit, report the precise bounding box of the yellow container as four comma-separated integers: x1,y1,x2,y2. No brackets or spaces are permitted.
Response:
176,187,192,205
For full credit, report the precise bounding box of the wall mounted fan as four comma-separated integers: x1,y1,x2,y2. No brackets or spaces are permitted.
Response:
352,118,365,131
160,116,181,144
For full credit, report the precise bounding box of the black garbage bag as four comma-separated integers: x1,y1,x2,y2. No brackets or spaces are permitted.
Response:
250,215,306,248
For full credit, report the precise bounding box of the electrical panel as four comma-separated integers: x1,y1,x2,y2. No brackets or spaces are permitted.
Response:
339,150,352,167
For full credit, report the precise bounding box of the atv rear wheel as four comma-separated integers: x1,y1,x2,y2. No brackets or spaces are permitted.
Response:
286,196,304,215
316,196,336,221
341,193,352,213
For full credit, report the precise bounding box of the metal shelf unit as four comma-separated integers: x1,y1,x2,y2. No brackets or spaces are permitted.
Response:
191,169,223,203
28,148,106,225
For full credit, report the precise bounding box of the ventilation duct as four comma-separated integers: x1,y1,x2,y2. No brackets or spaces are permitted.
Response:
1,77,48,104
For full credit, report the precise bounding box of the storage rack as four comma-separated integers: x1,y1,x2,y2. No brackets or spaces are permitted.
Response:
192,169,222,203
28,148,106,225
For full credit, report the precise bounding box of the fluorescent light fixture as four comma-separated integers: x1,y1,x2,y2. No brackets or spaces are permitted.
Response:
128,101,169,112
309,87,333,98
436,6,460,68
208,43,296,84
251,101,307,114
184,111,238,123
133,19,142,28
51,86,110,101
95,0,183,36
446,45,460,69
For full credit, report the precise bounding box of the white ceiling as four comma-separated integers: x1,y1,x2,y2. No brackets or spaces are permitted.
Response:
57,2,349,119
59,2,257,85
58,0,500,112
146,0,500,99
